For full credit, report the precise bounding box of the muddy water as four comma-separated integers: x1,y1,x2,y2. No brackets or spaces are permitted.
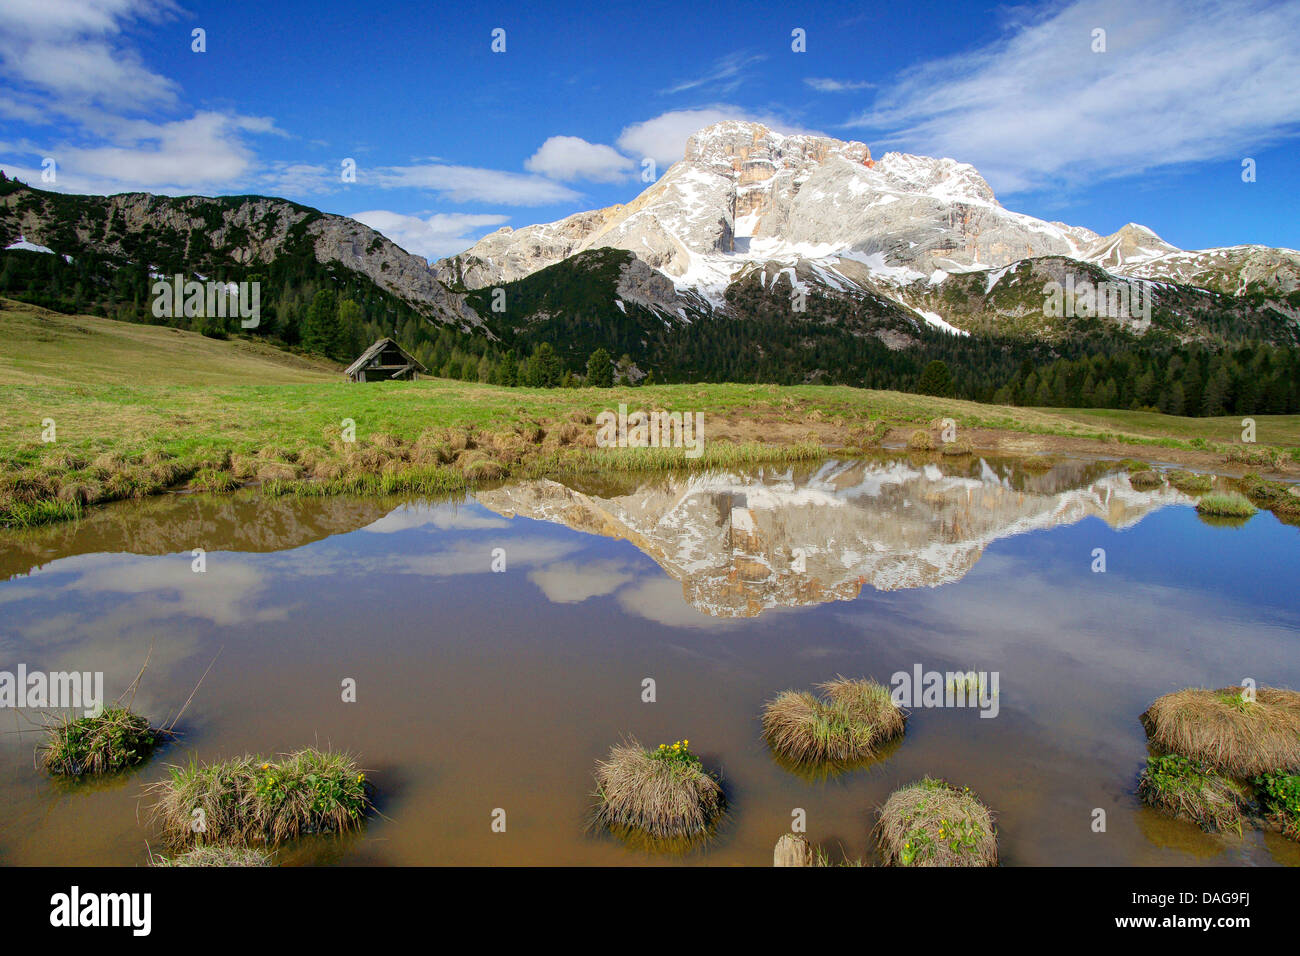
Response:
1,454,1297,866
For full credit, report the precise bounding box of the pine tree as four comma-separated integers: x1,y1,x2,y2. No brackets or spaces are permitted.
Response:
586,347,613,387
301,288,340,358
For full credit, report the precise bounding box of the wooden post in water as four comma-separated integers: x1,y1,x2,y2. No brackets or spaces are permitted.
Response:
773,833,812,867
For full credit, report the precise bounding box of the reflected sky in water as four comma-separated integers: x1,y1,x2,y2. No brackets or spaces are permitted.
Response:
0,455,1297,866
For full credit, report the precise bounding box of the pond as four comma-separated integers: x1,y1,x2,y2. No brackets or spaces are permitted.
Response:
1,453,1297,866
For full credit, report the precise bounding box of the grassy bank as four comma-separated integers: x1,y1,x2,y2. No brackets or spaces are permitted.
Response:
3,302,1299,528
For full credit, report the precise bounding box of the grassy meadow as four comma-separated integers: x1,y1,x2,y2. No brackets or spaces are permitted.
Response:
2,300,1298,527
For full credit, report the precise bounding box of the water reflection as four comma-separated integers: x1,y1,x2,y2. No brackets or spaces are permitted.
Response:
477,456,1192,616
1,454,1297,867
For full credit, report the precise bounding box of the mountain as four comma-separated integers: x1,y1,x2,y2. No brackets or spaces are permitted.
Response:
436,122,1300,333
437,121,1101,298
2,122,1298,397
0,177,479,329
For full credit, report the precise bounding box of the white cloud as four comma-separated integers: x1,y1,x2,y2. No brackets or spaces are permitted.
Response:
0,0,182,110
528,560,634,604
524,135,633,182
617,107,816,168
369,163,581,205
846,0,1300,194
616,577,741,630
350,210,511,261
54,112,278,193
804,77,874,93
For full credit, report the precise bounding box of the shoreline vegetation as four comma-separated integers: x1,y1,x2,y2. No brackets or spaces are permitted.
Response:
2,299,1298,531
1139,686,1300,838
4,382,1299,532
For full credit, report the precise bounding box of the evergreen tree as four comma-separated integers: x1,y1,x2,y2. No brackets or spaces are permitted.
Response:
586,347,614,387
301,288,341,357
917,359,952,396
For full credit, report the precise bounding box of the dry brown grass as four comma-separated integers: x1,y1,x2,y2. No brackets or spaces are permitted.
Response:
876,778,997,867
761,678,905,767
1141,686,1300,776
908,429,935,451
591,738,724,840
150,845,273,867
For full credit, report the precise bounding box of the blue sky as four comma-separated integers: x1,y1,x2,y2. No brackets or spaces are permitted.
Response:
2,0,1297,261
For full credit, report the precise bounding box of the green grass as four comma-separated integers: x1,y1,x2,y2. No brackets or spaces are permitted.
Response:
1196,492,1258,518
1137,754,1250,833
1168,469,1214,493
0,300,337,385
1254,771,1300,841
39,707,160,776
3,301,1298,528
146,748,371,848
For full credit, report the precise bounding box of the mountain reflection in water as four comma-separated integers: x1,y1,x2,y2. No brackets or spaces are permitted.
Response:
476,456,1191,616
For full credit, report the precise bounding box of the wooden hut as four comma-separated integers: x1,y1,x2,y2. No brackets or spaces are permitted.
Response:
344,338,427,382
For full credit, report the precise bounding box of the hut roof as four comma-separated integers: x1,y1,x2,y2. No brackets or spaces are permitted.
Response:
344,338,428,379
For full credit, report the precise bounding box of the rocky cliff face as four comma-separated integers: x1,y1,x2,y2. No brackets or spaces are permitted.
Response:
475,457,1188,617
0,185,480,327
435,121,1098,298
434,120,1299,342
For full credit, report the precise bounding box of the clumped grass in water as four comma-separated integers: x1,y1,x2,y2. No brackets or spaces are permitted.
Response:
1141,686,1300,777
147,748,371,848
1237,473,1300,522
1168,469,1213,493
592,738,724,841
1254,771,1300,841
1195,492,1257,517
1137,754,1249,833
761,677,905,767
39,707,160,776
150,845,273,867
876,778,997,867
1128,469,1164,489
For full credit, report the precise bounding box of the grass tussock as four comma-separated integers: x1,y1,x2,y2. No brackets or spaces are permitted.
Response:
1141,686,1300,777
1128,469,1165,489
1168,469,1213,493
1237,474,1300,521
39,707,160,776
146,748,371,847
1225,444,1281,468
592,738,724,841
877,777,997,867
1137,754,1250,833
150,845,273,867
761,677,905,767
940,437,973,456
908,429,935,451
1195,492,1257,518
1018,456,1058,473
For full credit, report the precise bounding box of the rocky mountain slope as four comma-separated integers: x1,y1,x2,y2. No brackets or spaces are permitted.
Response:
0,179,480,328
2,121,1297,360
437,122,1300,343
